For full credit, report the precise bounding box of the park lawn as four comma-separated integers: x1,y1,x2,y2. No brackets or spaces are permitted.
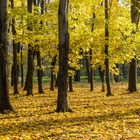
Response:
0,83,140,139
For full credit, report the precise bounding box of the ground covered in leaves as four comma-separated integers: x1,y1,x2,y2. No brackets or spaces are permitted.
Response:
0,83,140,139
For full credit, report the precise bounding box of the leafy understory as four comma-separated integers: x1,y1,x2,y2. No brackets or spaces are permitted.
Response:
0,83,140,139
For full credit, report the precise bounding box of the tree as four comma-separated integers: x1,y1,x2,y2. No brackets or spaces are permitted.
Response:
98,66,105,92
20,45,24,87
56,0,72,112
128,0,139,92
36,0,44,94
0,0,14,113
69,76,73,92
37,48,44,93
11,0,19,94
104,0,113,96
89,8,96,92
26,0,35,96
50,56,57,91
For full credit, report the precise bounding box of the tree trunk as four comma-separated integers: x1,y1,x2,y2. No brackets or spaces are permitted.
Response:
105,0,113,96
20,45,24,87
74,70,80,82
0,0,14,113
13,41,19,94
11,65,14,86
37,49,44,93
89,49,93,91
11,0,19,94
50,70,55,91
50,56,56,91
89,9,96,91
98,66,105,92
122,64,126,78
24,73,28,90
55,71,59,87
69,76,73,92
56,0,71,112
114,64,120,83
85,56,90,83
128,58,137,92
128,0,139,92
26,0,35,96
26,48,35,96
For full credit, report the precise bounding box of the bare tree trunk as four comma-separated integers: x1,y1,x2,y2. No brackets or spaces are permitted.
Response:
26,0,35,96
20,45,24,87
74,70,80,82
98,66,105,92
114,64,120,83
24,73,28,90
26,48,35,96
55,71,59,87
13,41,19,94
89,9,96,92
85,56,90,83
11,0,19,94
105,0,113,96
89,49,93,91
128,0,139,92
69,76,73,92
50,56,56,91
11,65,14,86
37,49,44,93
122,64,126,78
56,0,72,112
0,0,14,113
128,58,137,92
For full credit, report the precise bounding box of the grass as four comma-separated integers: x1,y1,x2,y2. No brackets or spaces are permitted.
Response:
0,83,140,139
32,75,140,84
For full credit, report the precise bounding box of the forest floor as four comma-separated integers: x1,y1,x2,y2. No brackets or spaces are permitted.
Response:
0,83,140,140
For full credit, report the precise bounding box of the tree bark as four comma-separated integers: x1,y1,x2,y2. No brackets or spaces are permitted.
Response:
0,0,14,113
56,0,71,112
122,64,126,78
24,73,28,90
69,76,73,92
128,0,139,92
128,58,137,92
114,64,120,83
50,56,56,91
26,48,35,96
20,45,24,87
89,49,93,91
55,71,59,87
85,56,90,83
98,66,105,92
26,0,35,96
37,49,44,93
13,41,19,94
74,70,80,82
105,0,113,96
11,0,19,93
11,65,14,86
89,8,95,91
